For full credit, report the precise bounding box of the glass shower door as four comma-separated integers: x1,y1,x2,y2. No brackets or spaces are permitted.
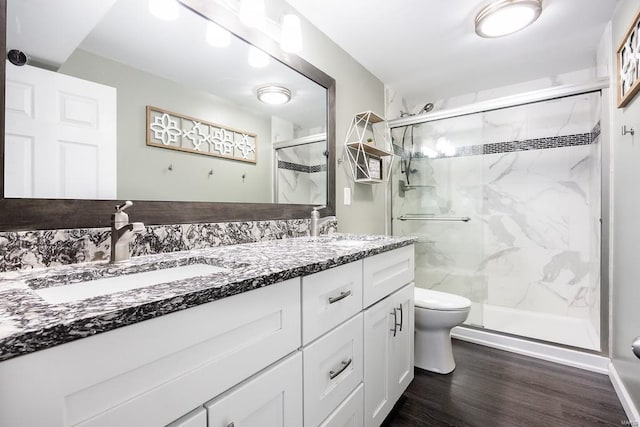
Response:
391,118,486,327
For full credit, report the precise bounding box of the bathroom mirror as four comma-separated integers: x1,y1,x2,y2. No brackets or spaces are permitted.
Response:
0,0,336,230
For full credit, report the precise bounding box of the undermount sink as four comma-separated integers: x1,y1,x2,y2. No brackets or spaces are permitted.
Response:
34,263,229,304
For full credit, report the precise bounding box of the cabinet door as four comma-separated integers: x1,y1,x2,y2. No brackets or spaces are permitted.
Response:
363,295,395,427
363,283,415,427
390,283,414,400
205,352,302,427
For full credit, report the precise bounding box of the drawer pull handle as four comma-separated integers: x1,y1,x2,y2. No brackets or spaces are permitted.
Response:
329,358,352,380
397,304,403,332
328,290,351,304
390,309,398,337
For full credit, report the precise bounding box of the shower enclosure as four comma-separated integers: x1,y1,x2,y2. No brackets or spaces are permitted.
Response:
274,135,327,205
390,90,603,351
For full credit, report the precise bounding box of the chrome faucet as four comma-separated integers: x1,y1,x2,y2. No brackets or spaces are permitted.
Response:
110,201,145,263
310,205,337,237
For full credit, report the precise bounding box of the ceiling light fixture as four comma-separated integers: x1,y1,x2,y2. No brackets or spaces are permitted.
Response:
148,0,180,21
206,21,231,47
257,86,291,105
475,0,542,38
280,14,302,53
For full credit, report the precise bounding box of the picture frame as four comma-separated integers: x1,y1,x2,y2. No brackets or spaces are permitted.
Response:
617,7,640,108
367,156,383,180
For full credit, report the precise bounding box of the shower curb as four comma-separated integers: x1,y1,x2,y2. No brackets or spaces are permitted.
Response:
451,326,609,373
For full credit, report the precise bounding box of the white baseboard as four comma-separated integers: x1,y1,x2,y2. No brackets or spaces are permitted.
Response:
452,326,610,374
609,362,640,425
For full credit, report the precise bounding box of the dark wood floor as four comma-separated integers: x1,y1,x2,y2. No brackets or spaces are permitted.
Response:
383,339,629,427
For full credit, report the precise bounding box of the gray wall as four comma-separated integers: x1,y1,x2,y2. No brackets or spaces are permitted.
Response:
60,50,272,203
290,6,387,235
610,0,640,411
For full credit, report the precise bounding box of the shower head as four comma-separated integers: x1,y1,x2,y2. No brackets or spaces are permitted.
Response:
420,103,434,114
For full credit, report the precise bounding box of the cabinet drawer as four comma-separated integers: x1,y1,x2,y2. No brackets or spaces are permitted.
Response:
319,383,364,427
303,313,364,427
363,245,414,308
302,261,363,344
167,407,206,427
205,352,303,427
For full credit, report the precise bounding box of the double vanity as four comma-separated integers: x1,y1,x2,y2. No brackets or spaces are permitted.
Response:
0,234,415,427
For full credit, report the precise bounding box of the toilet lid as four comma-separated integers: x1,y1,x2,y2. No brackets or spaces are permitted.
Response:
414,288,471,311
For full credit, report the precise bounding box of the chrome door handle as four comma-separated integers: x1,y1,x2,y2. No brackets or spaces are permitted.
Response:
633,336,640,360
329,358,352,380
397,304,403,332
328,290,351,304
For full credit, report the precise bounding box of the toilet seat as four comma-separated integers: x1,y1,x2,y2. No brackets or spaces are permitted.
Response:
414,288,471,311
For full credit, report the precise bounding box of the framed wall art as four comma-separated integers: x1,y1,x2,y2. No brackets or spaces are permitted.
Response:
617,7,640,108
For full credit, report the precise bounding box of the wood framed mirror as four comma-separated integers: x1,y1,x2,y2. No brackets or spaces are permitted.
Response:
0,0,336,230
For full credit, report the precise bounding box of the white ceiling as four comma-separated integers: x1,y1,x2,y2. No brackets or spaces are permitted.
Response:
285,0,618,110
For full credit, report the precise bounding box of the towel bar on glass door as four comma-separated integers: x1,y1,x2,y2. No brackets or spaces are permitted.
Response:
397,215,471,222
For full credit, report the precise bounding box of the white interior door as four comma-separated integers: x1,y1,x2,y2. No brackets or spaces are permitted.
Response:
4,62,116,199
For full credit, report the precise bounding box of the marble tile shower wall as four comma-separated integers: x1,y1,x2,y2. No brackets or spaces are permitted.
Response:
392,92,601,341
276,143,326,205
0,219,337,273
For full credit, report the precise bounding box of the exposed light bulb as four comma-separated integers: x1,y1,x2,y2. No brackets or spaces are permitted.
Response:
148,0,179,21
280,14,302,53
248,46,269,68
240,0,265,29
206,21,231,47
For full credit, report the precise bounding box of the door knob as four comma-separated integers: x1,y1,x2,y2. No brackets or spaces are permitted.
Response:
633,336,640,360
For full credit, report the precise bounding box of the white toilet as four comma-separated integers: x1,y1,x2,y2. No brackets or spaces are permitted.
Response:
414,288,471,374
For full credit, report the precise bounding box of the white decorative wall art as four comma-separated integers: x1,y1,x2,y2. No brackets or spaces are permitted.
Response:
617,7,640,108
146,106,257,163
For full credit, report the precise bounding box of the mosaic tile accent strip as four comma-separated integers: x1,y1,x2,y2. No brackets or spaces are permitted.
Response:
399,121,601,160
278,160,327,173
0,219,338,272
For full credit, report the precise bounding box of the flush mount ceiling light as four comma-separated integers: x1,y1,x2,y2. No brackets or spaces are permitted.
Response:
257,86,291,105
475,0,542,38
148,0,180,21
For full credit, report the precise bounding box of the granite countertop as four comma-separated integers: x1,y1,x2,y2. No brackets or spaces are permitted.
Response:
0,233,416,362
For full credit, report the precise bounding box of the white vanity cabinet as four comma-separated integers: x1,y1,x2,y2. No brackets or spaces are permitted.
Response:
0,243,415,427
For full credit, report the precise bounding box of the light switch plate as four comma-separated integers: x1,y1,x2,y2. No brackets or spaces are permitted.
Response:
344,187,351,205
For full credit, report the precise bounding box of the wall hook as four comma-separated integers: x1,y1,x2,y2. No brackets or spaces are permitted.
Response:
622,125,635,136
208,169,213,177
167,164,173,171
